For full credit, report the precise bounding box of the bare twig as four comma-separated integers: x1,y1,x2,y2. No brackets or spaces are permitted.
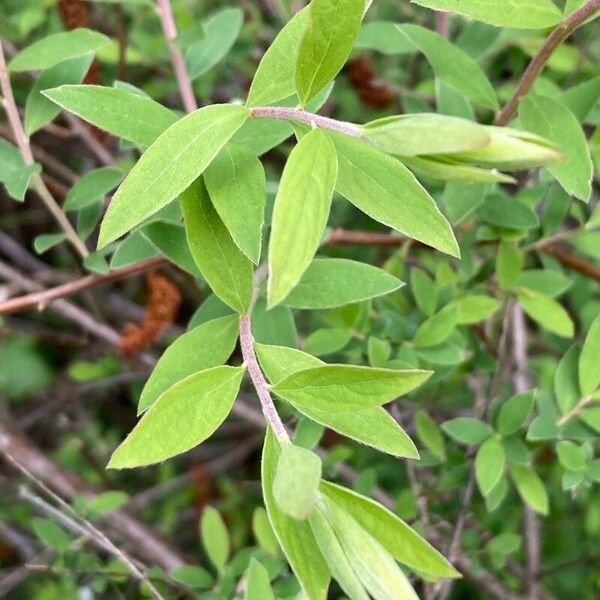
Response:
155,0,197,113
496,0,600,125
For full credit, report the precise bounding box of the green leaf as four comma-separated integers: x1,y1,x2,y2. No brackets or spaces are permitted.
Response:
321,496,420,600
411,0,562,29
320,481,460,579
579,408,600,434
295,0,365,104
396,25,497,110
442,417,493,445
555,345,581,414
509,464,549,515
283,258,403,309
411,269,437,317
247,8,309,107
304,328,351,356
33,233,66,254
99,104,249,247
497,242,523,290
475,438,506,496
413,305,458,348
244,559,275,600
261,429,330,600
9,28,110,72
183,8,243,80
252,508,279,556
368,336,392,368
517,289,574,338
256,344,420,458
43,85,178,147
268,128,337,307
273,443,322,520
252,298,297,347
141,221,200,277
272,365,431,413
308,508,369,600
83,491,129,515
514,269,572,298
181,178,254,313
64,167,124,211
363,114,490,156
332,133,459,257
31,518,71,551
556,441,586,472
579,314,600,397
201,506,230,571
204,144,266,264
356,21,418,55
0,139,41,201
476,194,539,230
402,155,513,184
415,410,446,461
24,54,93,135
108,366,244,468
138,315,239,413
496,391,535,436
169,566,214,590
520,94,593,201
450,295,500,324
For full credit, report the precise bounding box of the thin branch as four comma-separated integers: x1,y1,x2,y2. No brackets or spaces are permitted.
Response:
0,40,89,258
496,0,600,126
155,0,197,113
250,106,362,137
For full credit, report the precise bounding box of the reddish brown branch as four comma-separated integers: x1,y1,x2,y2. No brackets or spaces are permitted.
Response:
496,0,600,126
541,244,600,283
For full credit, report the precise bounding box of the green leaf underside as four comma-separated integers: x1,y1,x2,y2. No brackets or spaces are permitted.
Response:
268,128,338,307
396,25,497,110
262,429,330,600
295,0,365,105
283,258,403,309
271,365,431,413
9,28,110,71
320,481,460,579
520,95,592,201
331,133,459,257
181,179,254,313
137,315,239,413
246,8,309,107
43,85,178,147
204,143,266,264
108,366,244,468
363,114,490,157
256,344,419,457
411,0,562,29
273,443,322,519
98,104,249,247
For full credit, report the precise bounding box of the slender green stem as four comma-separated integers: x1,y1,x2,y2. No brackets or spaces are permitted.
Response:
557,395,594,427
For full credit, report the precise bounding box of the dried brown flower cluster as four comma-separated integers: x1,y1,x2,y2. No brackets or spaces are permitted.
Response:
346,55,395,109
119,271,181,356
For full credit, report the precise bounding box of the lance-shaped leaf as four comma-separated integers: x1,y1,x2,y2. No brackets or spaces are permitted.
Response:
517,289,574,339
321,496,420,599
108,365,244,469
579,314,600,397
182,179,254,313
520,94,593,202
332,133,459,257
268,128,337,307
244,559,275,600
25,54,93,136
204,144,266,264
363,114,490,157
262,429,330,600
496,391,536,436
283,258,403,309
271,365,431,413
43,85,178,147
273,443,322,520
411,0,562,29
401,155,514,184
246,8,309,107
396,25,497,110
256,344,419,457
97,104,249,247
320,481,460,579
64,167,124,211
0,140,41,201
295,0,365,105
141,221,200,277
137,315,239,414
475,438,506,497
510,464,549,515
9,29,110,72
